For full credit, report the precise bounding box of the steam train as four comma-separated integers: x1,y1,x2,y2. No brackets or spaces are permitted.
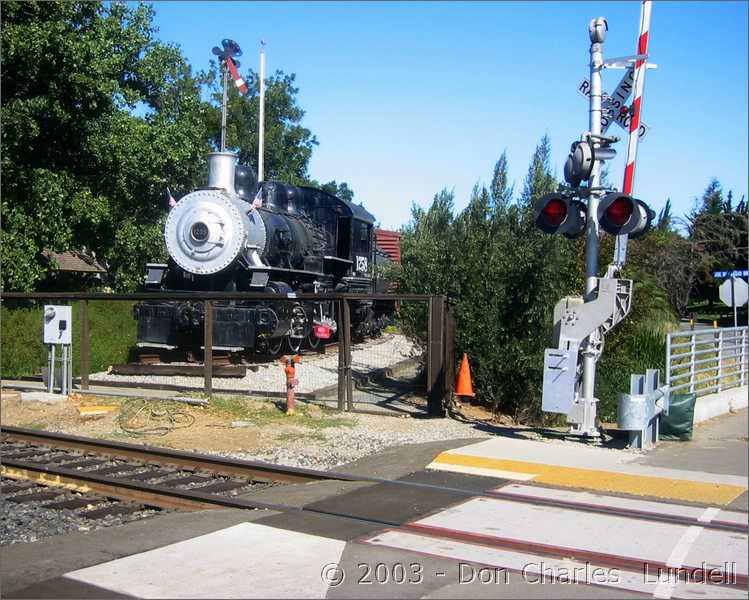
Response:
133,152,395,355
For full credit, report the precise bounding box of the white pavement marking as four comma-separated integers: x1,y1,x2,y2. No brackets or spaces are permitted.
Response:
63,523,346,598
409,497,747,576
428,462,536,481
435,437,748,488
654,526,705,599
496,484,749,527
364,530,748,599
698,507,721,523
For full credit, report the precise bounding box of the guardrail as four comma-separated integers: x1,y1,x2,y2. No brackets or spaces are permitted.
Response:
666,326,748,397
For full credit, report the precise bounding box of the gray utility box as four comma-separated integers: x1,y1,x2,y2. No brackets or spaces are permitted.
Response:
44,305,72,345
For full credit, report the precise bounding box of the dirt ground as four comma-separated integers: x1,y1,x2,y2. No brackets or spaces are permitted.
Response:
0,391,357,454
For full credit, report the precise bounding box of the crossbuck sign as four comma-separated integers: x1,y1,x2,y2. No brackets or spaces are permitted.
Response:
578,68,649,139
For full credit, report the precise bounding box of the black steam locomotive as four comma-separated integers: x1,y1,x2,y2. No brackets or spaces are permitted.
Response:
134,152,395,355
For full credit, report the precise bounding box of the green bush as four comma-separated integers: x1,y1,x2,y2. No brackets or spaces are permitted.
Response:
1,300,136,378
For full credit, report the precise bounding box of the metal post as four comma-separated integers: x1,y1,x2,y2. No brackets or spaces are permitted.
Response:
689,332,696,394
220,63,228,152
579,17,607,437
741,329,746,387
443,297,457,413
258,41,266,183
428,296,446,416
337,299,346,411
47,344,55,393
665,333,671,387
204,300,213,397
80,300,90,391
61,345,68,396
717,329,723,393
341,298,353,411
732,277,738,329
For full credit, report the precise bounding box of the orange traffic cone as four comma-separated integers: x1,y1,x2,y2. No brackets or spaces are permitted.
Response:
455,353,475,397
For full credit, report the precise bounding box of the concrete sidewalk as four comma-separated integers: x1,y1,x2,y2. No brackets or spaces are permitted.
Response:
428,409,748,507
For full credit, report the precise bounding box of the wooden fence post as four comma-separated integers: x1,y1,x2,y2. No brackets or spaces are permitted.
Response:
80,300,90,391
204,300,213,397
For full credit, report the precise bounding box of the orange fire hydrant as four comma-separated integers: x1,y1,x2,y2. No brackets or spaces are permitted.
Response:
280,355,301,415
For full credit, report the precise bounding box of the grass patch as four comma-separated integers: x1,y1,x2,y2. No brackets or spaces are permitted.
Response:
206,395,355,431
1,300,137,378
17,421,47,430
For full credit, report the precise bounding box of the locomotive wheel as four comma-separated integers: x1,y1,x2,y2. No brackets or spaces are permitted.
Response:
265,337,284,356
306,333,322,350
286,335,304,353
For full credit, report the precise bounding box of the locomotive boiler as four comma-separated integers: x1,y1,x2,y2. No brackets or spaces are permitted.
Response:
134,152,394,355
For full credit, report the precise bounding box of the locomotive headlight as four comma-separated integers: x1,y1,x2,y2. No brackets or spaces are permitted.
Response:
190,221,210,243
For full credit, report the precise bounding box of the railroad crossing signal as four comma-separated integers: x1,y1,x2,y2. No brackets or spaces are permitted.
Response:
535,191,654,240
597,193,655,238
534,194,587,239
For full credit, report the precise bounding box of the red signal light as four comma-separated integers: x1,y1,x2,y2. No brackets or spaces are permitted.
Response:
605,197,633,227
542,198,568,227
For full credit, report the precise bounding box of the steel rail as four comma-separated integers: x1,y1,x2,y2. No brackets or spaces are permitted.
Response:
3,457,745,590
1,426,355,485
0,458,400,527
2,426,746,534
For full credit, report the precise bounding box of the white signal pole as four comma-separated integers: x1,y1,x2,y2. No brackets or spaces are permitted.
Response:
220,62,228,152
258,40,266,183
579,16,608,438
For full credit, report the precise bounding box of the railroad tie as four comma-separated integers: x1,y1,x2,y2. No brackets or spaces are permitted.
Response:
6,490,66,503
123,469,176,481
84,504,147,519
43,496,104,510
194,479,248,494
93,464,143,476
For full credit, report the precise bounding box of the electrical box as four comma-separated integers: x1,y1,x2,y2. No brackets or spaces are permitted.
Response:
43,305,72,345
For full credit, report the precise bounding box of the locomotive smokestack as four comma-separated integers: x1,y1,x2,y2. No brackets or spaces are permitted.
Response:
207,152,237,194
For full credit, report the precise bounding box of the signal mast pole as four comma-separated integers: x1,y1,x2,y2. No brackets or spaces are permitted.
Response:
578,17,608,437
258,40,266,183
220,62,228,152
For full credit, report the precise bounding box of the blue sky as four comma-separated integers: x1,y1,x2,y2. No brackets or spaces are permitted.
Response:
150,1,748,230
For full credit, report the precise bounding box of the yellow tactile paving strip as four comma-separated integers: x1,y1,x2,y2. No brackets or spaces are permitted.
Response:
431,453,747,506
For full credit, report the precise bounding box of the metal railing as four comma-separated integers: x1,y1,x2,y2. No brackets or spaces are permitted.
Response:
666,326,748,397
1,291,454,416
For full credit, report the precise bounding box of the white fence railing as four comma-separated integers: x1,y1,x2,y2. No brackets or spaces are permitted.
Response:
666,326,748,397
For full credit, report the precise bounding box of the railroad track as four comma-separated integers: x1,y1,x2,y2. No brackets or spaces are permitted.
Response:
2,426,746,590
2,426,746,532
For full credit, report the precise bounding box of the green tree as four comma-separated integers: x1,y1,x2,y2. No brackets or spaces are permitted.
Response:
489,150,513,212
204,64,317,185
699,178,724,214
1,1,211,291
399,138,581,421
656,198,672,232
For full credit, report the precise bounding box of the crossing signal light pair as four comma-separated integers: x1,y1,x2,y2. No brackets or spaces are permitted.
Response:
597,193,655,239
534,193,587,239
535,192,654,239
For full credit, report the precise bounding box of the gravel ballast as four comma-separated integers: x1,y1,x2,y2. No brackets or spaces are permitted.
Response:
1,480,161,546
227,412,492,469
90,333,420,395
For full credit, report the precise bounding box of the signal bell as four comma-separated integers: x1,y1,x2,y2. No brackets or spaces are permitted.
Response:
534,193,587,239
597,193,655,239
